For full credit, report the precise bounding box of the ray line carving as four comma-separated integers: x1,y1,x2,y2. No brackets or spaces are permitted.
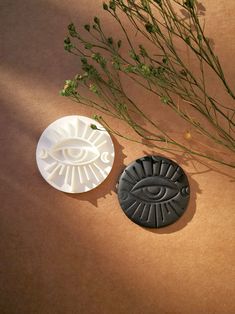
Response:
87,130,97,141
92,132,104,144
153,161,160,176
125,200,137,213
68,123,75,137
47,164,61,181
164,203,170,214
77,166,83,183
159,204,164,222
140,203,147,220
138,163,145,178
131,202,142,219
83,165,89,180
45,161,57,172
71,166,75,188
48,130,62,142
122,177,134,185
162,163,170,177
149,158,153,176
81,123,89,138
165,164,172,178
59,164,65,175
75,118,80,137
158,160,162,176
96,140,107,148
64,165,70,185
57,127,68,138
160,162,168,176
155,204,158,228
171,167,181,181
168,201,181,217
52,129,64,139
147,204,153,222
93,162,106,178
88,164,99,182
140,160,146,177
132,166,141,181
125,169,138,183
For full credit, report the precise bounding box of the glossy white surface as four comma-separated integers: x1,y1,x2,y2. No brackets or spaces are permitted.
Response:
36,115,115,193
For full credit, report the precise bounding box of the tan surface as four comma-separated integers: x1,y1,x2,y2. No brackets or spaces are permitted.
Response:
0,1,235,313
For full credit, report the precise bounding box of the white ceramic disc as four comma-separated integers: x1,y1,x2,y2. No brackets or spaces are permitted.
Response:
36,115,115,193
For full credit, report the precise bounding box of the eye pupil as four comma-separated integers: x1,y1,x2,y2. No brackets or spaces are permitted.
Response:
146,186,161,194
66,148,81,158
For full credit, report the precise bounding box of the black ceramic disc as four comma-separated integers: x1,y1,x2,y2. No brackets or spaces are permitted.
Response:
117,156,190,228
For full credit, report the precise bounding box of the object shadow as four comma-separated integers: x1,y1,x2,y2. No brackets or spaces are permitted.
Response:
140,147,234,234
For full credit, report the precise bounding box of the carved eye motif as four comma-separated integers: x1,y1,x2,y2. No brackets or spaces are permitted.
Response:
36,115,115,193
117,156,190,228
49,138,100,166
130,177,178,203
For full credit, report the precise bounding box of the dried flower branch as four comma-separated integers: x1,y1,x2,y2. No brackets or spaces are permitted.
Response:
61,0,235,168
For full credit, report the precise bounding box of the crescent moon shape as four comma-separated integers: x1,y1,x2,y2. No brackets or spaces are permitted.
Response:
39,149,48,159
101,152,110,163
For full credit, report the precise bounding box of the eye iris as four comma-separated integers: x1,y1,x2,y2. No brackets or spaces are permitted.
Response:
143,186,165,201
63,148,85,161
146,186,161,194
66,148,82,158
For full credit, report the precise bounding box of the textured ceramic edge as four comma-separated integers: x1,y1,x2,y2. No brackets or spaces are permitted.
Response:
36,115,115,193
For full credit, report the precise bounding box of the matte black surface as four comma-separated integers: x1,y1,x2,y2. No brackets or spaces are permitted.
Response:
117,156,190,228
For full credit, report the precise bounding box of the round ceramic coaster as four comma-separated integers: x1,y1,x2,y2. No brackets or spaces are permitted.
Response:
117,156,190,228
36,115,115,193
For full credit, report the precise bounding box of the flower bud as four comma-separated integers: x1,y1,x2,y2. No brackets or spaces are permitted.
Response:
184,131,192,140
94,16,100,25
145,22,154,33
107,37,113,45
153,0,162,7
68,23,77,37
109,1,116,11
84,24,90,32
184,0,195,9
103,2,109,10
90,124,98,130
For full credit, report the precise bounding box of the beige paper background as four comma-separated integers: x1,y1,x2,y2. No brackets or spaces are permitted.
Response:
0,1,235,313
